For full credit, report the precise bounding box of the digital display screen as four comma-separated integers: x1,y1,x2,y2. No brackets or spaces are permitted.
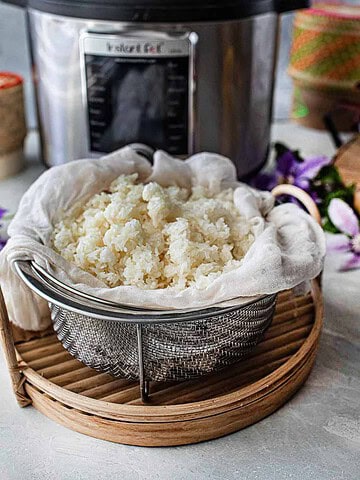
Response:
84,54,190,155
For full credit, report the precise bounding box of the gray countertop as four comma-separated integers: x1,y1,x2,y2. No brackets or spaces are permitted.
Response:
0,124,359,480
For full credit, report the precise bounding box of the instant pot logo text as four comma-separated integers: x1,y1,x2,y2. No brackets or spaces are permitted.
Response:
106,41,164,55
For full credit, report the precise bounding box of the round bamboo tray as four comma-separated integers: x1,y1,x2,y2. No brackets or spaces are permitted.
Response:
0,184,323,446
2,281,322,447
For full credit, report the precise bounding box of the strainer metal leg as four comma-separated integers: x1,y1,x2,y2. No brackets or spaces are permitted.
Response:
136,324,149,403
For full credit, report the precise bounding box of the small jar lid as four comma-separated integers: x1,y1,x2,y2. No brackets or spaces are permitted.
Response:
0,72,23,90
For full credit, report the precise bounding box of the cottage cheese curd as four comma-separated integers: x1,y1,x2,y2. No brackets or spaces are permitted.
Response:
52,174,254,290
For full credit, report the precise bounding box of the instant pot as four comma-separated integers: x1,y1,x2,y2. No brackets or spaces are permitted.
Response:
3,0,309,177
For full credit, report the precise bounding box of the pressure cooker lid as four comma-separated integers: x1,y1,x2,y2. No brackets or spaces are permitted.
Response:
4,0,310,22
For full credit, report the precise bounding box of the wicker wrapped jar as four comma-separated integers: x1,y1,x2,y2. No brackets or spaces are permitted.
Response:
288,5,360,131
0,72,27,178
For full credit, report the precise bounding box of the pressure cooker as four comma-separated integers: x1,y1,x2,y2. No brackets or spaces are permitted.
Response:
3,0,309,177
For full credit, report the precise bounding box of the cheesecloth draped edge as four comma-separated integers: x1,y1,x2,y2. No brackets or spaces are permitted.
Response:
0,147,326,330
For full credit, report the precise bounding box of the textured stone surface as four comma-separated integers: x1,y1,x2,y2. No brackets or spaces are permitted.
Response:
0,125,359,479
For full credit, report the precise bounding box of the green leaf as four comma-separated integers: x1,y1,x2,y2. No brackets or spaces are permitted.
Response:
322,217,341,234
308,164,359,231
313,165,343,185
310,165,357,217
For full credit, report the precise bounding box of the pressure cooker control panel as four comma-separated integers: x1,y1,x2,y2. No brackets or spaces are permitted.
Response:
81,32,195,156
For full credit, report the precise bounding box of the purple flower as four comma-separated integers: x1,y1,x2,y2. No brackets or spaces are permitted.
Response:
251,172,278,191
0,238,7,251
252,150,330,193
327,198,360,271
0,207,7,220
0,208,9,251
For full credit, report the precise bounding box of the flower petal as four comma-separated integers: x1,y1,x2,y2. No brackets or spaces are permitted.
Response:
293,177,310,191
339,253,360,271
328,198,360,236
0,208,7,220
326,233,351,252
295,156,330,179
276,151,297,178
251,172,277,191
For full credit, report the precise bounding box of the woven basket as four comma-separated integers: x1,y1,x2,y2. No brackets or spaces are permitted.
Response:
288,6,360,132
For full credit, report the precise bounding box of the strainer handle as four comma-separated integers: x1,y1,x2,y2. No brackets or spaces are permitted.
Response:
271,184,322,225
13,259,264,324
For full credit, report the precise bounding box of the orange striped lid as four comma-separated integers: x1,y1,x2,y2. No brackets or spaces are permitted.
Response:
0,72,23,90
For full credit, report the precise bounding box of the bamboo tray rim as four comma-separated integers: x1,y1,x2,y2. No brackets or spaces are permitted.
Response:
16,280,323,424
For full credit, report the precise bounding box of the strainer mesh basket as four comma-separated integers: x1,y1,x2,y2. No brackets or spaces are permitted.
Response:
50,294,277,383
15,260,277,400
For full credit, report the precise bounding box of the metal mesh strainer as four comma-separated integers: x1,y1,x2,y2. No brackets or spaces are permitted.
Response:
15,260,277,401
13,184,321,401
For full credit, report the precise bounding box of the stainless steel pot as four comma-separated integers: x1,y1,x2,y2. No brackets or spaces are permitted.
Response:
3,0,309,177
